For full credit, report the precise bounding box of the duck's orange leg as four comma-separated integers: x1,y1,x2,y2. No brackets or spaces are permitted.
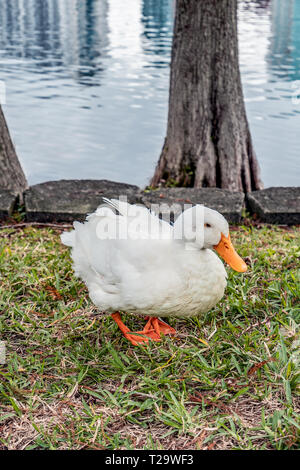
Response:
111,313,176,346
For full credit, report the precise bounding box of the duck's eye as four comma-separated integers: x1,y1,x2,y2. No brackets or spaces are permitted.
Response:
204,223,211,228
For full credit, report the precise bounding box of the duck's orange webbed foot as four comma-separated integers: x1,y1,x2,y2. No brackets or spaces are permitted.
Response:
144,316,177,337
111,313,176,346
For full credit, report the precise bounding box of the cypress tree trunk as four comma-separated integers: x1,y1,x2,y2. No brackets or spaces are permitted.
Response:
151,0,263,192
0,105,27,195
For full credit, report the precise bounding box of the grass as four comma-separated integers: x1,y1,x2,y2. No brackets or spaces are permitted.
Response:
0,219,299,450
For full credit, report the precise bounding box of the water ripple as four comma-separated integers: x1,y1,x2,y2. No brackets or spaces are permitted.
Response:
0,0,299,187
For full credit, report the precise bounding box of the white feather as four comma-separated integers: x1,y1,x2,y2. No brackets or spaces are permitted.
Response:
61,199,228,318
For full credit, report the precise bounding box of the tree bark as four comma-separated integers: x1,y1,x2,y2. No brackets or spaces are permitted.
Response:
0,105,28,195
151,0,263,192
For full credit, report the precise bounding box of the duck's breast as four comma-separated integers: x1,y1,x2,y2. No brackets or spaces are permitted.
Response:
123,247,227,318
176,248,227,317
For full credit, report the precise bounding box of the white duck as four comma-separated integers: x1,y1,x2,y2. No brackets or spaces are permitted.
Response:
61,198,247,346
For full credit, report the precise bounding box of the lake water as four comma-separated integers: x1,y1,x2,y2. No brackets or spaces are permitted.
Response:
0,0,299,188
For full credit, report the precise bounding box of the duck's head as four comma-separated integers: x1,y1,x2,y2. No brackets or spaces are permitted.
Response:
174,205,247,273
203,207,247,273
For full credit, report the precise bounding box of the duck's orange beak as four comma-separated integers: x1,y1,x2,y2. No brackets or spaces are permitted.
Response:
214,233,247,273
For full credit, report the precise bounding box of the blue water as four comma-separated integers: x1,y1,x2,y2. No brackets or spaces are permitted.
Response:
0,0,299,188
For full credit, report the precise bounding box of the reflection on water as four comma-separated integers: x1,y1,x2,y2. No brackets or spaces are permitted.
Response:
0,0,299,187
239,0,300,186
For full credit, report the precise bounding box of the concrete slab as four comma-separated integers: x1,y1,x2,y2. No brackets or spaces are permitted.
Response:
246,187,300,225
141,188,245,223
0,189,17,219
24,179,142,222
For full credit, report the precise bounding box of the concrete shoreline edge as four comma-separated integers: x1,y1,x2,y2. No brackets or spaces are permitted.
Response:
0,180,299,225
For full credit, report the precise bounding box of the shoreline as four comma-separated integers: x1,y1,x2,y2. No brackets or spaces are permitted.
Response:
0,180,299,225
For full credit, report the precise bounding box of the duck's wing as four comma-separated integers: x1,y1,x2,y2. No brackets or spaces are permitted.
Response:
60,201,175,311
61,215,123,313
